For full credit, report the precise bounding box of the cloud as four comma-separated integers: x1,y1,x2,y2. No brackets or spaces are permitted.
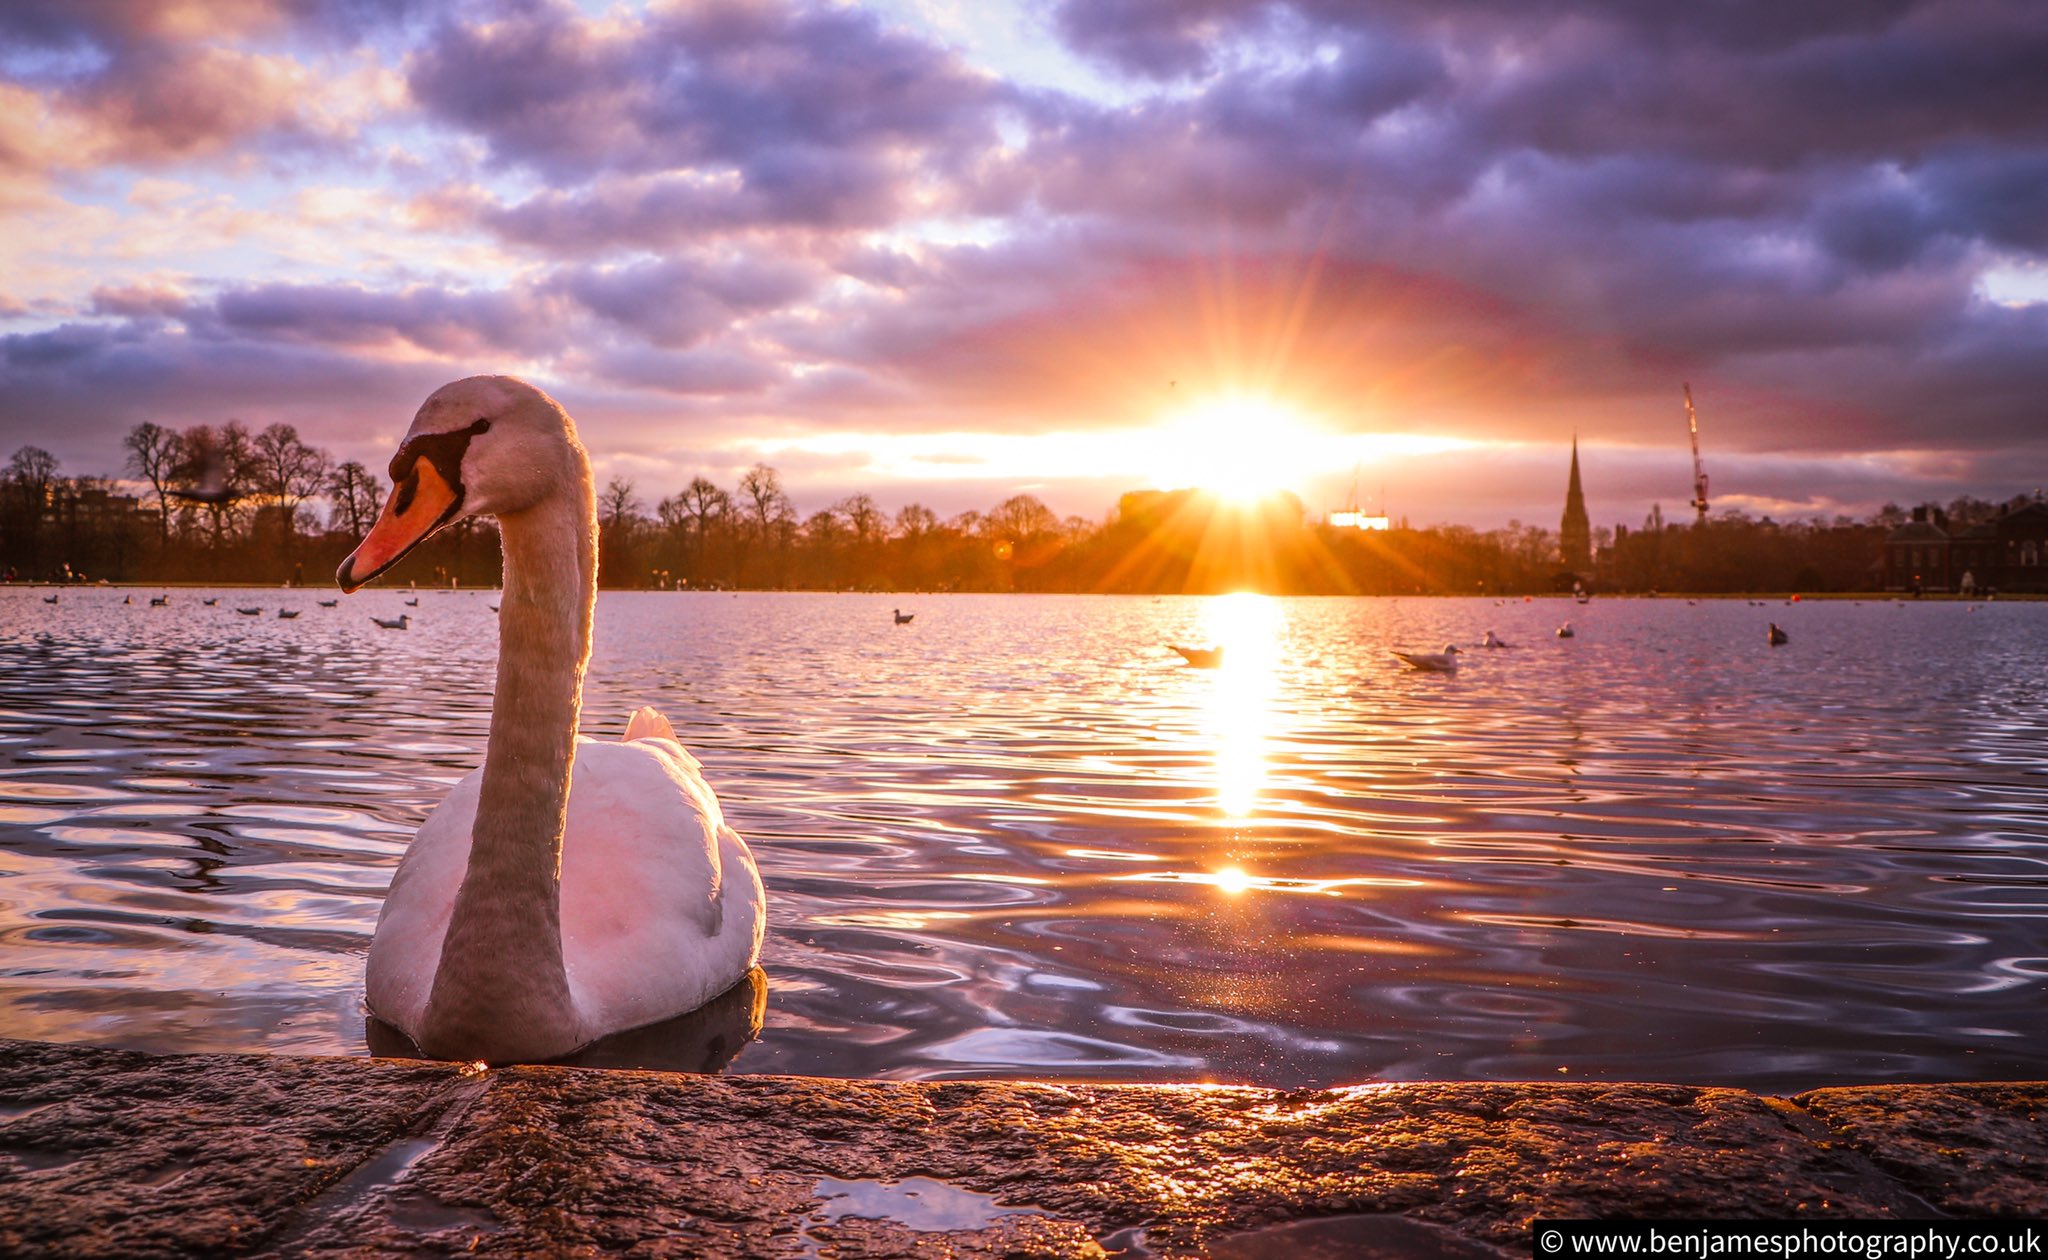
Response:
406,1,1006,179
3,0,2047,529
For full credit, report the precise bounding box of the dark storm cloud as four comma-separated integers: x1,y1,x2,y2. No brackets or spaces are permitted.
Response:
548,255,818,349
0,316,455,476
210,283,562,359
406,0,1005,183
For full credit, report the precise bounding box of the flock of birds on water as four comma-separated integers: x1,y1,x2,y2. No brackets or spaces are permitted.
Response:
1171,598,1998,676
35,589,483,629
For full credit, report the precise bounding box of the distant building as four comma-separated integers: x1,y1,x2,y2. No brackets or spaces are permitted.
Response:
1326,509,1389,531
1559,436,1591,574
1883,498,2048,593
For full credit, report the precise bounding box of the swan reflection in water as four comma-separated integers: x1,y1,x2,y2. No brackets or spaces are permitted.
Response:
367,967,768,1074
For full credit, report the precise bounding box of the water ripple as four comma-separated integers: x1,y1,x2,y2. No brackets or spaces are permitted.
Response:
1,588,2045,1089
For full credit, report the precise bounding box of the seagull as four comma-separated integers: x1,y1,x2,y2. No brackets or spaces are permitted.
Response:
1557,622,1576,638
1768,622,1789,646
277,609,300,620
1482,630,1512,648
893,608,915,625
202,597,219,606
149,595,169,607
404,597,420,607
237,607,262,616
1171,644,1223,668
1392,644,1461,672
371,614,411,630
317,599,338,608
42,593,57,605
122,595,132,605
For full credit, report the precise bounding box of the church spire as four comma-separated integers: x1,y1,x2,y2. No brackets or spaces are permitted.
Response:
1561,435,1591,573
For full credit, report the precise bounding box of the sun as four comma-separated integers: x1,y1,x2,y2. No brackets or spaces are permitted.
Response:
1150,396,1322,503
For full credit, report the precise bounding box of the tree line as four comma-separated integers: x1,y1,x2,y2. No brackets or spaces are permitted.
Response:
0,426,2022,593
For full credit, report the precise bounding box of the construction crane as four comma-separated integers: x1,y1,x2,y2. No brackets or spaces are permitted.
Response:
1682,382,1709,525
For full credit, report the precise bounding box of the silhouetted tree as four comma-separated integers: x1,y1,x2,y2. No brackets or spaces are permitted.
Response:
327,461,383,537
252,423,331,557
123,422,182,552
4,446,59,575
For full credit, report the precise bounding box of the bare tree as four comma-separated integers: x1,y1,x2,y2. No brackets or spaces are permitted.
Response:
600,476,643,533
327,461,383,537
984,493,1058,542
4,446,59,574
895,503,938,539
174,421,257,553
252,423,331,553
122,422,183,551
737,463,789,537
660,475,729,580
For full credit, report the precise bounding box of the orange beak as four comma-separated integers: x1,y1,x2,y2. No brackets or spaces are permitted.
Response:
337,456,462,593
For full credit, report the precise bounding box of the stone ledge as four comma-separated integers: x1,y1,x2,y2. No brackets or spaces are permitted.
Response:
0,1038,2040,1258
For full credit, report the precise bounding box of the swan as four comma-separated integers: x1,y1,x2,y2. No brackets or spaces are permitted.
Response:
1392,644,1461,672
338,375,765,1064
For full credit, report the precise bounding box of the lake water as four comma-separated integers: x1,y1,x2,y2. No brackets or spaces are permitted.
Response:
1,588,2043,1091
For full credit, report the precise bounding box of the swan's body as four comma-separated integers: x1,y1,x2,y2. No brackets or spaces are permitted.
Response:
367,722,762,1051
342,375,764,1063
1393,644,1461,672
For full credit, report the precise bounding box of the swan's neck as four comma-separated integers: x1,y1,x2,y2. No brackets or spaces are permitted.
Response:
421,472,596,1060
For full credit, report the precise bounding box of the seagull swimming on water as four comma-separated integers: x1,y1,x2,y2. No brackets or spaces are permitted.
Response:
1392,644,1461,672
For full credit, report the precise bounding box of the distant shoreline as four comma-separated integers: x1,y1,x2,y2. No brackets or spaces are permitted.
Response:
7,582,2041,601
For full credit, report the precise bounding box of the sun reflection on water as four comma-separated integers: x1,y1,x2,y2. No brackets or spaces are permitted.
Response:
1202,592,1281,820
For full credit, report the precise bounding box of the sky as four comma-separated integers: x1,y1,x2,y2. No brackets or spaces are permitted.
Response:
2,0,2045,531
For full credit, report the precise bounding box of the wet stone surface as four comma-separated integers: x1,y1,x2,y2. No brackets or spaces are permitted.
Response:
1,1038,2043,1258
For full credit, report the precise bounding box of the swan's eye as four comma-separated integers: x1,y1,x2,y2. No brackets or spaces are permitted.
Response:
392,471,420,516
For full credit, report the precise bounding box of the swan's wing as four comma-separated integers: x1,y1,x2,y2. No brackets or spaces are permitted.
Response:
624,705,676,743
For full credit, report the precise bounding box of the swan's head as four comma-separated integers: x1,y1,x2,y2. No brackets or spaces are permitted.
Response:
338,376,583,592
